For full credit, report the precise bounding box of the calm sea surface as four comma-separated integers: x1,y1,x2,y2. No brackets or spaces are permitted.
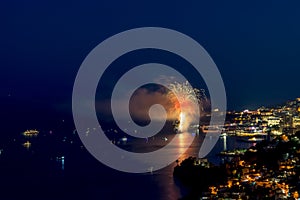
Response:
73,134,254,200
0,132,254,200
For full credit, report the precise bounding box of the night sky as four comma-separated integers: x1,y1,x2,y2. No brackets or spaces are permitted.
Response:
2,0,300,115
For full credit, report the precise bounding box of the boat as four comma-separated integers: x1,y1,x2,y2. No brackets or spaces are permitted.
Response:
23,129,39,137
201,125,223,133
238,137,265,143
120,137,128,142
248,137,264,142
220,132,227,138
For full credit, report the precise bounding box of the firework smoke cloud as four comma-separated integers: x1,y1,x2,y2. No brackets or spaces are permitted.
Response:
72,27,226,173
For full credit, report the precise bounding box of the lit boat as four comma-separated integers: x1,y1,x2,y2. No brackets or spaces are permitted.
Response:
248,137,264,142
235,131,267,137
239,137,265,143
23,129,39,137
120,137,128,142
201,125,223,133
220,132,227,138
23,141,31,149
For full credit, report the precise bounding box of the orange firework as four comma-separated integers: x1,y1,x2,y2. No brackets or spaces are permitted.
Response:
167,81,204,132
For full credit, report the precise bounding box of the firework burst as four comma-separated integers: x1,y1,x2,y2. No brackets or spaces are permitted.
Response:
167,81,206,132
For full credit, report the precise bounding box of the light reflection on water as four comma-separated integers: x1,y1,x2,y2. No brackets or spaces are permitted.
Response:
121,132,254,199
52,132,255,200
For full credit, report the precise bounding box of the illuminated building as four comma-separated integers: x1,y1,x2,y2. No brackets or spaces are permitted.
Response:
267,116,281,127
292,116,300,128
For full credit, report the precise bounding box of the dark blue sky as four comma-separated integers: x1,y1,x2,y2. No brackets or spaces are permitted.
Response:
2,0,300,111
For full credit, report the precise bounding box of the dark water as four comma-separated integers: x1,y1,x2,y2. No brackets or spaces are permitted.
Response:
0,99,254,199
0,131,254,200
80,134,254,200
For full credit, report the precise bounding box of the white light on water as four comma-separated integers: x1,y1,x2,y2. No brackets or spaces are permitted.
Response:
178,112,186,132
